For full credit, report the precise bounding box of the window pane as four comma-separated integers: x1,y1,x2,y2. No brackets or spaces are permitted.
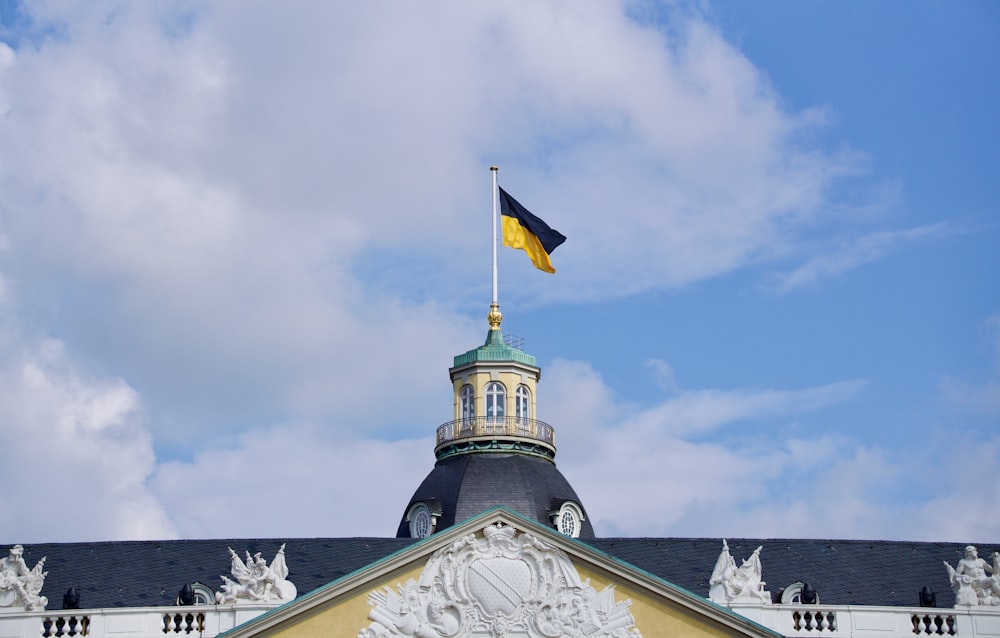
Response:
460,385,474,420
515,385,530,419
486,382,505,418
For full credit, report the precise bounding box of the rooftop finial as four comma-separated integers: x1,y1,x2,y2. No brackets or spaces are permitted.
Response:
487,303,502,330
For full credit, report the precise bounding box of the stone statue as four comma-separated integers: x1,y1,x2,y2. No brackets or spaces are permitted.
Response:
990,552,1000,603
364,578,460,638
215,544,297,604
709,540,771,605
944,545,999,607
0,545,48,611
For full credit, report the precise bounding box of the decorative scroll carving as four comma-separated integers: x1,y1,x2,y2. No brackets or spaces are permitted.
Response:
215,544,296,604
708,540,771,605
0,545,48,611
359,523,641,638
943,545,999,607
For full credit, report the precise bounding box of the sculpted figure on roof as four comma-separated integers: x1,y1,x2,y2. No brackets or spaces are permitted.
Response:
0,545,48,611
709,540,771,606
944,545,999,607
216,544,297,605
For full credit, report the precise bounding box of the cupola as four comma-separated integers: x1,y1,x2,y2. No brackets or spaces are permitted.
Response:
396,304,593,540
437,303,552,461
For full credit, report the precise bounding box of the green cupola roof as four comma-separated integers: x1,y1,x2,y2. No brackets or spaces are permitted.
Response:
452,327,537,367
452,301,538,367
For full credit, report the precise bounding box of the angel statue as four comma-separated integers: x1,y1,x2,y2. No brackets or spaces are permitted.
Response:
216,544,297,604
0,545,48,611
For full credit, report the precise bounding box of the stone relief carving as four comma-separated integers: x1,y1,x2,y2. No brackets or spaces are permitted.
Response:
944,545,1000,607
359,523,641,638
708,540,771,605
215,544,296,604
0,545,48,611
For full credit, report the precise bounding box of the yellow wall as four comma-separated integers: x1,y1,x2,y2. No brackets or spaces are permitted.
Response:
251,553,755,638
260,562,425,638
451,365,539,420
574,563,743,638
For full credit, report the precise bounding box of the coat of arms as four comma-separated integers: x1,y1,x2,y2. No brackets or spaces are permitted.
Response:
359,523,640,638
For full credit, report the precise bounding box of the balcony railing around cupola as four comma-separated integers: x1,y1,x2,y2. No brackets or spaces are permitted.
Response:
435,416,556,458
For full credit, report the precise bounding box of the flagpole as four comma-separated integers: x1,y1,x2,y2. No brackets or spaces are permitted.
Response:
489,166,502,331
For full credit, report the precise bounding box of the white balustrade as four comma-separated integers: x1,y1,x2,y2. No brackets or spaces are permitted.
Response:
729,603,1000,638
1,601,998,638
0,604,277,638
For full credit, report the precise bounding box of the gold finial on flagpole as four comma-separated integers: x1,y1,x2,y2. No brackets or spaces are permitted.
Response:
488,302,502,330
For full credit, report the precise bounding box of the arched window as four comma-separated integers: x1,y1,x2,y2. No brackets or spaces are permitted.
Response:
515,385,531,420
780,582,820,605
485,382,506,419
460,384,474,421
191,583,215,606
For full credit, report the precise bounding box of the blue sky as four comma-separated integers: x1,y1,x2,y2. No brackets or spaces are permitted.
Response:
0,1,997,543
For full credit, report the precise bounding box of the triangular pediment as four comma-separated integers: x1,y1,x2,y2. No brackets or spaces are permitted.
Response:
219,508,779,638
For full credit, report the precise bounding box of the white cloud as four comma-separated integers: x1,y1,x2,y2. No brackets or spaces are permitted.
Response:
150,425,432,539
0,40,13,115
545,359,998,541
646,359,680,395
940,314,1000,414
0,1,883,313
0,337,175,542
941,379,1000,414
0,1,953,543
4,342,992,543
906,433,1000,542
617,379,865,438
767,223,949,294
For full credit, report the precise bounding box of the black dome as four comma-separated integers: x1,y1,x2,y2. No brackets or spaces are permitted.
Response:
396,453,595,539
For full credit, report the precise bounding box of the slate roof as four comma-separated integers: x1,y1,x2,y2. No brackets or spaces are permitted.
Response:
11,539,412,609
585,538,989,608
395,452,596,539
10,535,992,610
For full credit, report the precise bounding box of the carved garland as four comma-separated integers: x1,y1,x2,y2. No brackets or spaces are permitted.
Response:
359,523,641,638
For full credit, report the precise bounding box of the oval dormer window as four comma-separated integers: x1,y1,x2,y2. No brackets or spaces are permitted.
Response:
407,503,434,539
554,502,583,538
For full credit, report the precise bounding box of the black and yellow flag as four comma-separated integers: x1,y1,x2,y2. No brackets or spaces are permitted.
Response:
498,187,566,273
